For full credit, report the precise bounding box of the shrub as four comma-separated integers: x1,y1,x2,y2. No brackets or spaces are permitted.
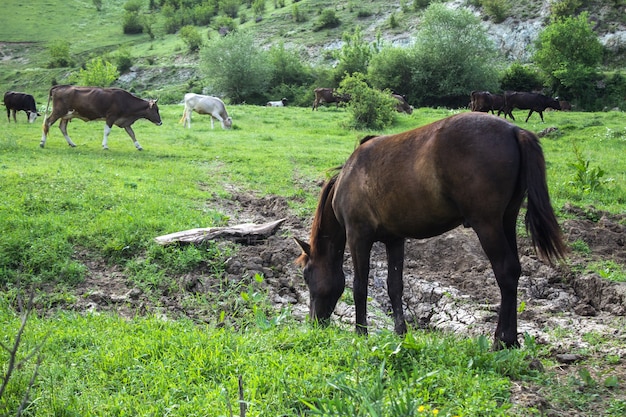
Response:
115,47,133,73
200,30,271,103
338,73,396,130
410,3,501,106
481,0,511,23
72,57,119,87
123,11,144,34
220,0,240,18
292,4,306,22
499,62,545,92
367,46,413,95
179,25,203,52
47,40,72,68
314,9,340,31
550,0,583,20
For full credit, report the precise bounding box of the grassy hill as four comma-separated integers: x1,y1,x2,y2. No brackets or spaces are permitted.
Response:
1,0,625,103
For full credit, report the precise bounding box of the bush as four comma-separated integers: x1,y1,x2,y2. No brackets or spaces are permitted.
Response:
200,30,271,103
72,57,119,87
179,25,203,52
338,73,396,130
123,11,144,34
47,40,72,68
410,3,501,106
115,47,133,73
550,0,583,20
499,62,545,92
481,0,511,23
367,46,413,95
314,9,340,31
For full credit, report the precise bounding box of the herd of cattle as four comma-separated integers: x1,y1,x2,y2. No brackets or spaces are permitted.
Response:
4,86,563,150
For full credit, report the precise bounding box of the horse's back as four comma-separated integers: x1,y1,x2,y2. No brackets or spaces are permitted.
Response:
333,112,524,239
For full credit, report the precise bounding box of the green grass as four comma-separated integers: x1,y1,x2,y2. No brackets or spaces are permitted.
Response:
0,303,540,416
1,106,625,416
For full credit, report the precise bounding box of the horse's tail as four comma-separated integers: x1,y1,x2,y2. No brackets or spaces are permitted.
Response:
517,128,568,265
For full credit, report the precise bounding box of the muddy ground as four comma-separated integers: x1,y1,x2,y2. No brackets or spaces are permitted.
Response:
70,192,626,415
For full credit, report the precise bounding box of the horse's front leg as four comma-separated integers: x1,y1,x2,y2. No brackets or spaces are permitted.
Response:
386,238,407,334
349,238,374,335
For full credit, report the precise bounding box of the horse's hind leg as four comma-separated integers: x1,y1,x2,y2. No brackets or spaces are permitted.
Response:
386,238,407,334
473,222,522,348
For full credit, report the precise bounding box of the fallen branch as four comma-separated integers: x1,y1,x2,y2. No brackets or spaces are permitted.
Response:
154,218,286,246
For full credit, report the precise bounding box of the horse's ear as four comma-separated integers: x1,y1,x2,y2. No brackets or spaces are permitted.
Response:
294,237,311,257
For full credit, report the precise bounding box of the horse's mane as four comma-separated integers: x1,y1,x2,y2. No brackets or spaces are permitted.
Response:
359,135,378,145
295,170,340,266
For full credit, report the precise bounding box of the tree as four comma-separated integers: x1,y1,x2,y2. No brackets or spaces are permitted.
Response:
333,26,372,85
200,31,271,103
533,13,603,107
367,46,414,97
410,3,501,106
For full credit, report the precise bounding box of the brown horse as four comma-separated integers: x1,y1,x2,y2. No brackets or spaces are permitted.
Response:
295,112,567,348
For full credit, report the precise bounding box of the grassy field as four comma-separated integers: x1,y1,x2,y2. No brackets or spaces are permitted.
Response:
1,105,625,415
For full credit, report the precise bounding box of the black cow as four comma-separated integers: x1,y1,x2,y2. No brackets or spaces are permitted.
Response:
392,94,413,114
4,91,40,123
503,92,561,122
312,88,350,110
470,91,507,117
40,85,162,150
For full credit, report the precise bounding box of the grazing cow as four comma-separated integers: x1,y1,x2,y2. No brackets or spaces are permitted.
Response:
267,98,287,107
312,88,350,110
40,85,161,150
4,91,40,123
180,93,232,129
392,94,413,114
470,91,493,113
503,91,561,122
559,100,572,111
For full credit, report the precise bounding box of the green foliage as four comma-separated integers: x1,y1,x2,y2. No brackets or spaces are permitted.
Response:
550,0,583,20
124,0,142,13
587,260,626,282
568,143,612,193
481,0,512,23
410,3,501,106
292,3,306,22
179,25,203,52
268,42,314,89
333,26,372,84
47,40,72,68
200,30,271,103
72,57,119,87
339,73,396,130
115,47,134,74
367,46,414,96
92,0,103,11
123,11,144,34
314,9,340,31
252,0,266,18
499,62,545,91
220,0,240,18
534,13,604,106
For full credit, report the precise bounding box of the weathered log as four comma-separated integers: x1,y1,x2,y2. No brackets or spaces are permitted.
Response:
154,218,286,245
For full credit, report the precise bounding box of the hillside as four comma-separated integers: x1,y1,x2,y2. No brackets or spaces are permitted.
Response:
1,0,626,102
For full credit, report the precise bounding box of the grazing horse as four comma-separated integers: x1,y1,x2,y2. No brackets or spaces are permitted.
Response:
295,112,566,348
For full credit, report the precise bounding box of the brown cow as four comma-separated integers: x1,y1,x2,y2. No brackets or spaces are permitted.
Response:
312,88,350,110
392,94,413,114
40,85,162,150
503,91,561,122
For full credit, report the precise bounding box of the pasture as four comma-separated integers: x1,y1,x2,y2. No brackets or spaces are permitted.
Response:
1,105,626,416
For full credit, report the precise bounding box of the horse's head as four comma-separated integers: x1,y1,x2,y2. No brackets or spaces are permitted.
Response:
295,237,345,325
